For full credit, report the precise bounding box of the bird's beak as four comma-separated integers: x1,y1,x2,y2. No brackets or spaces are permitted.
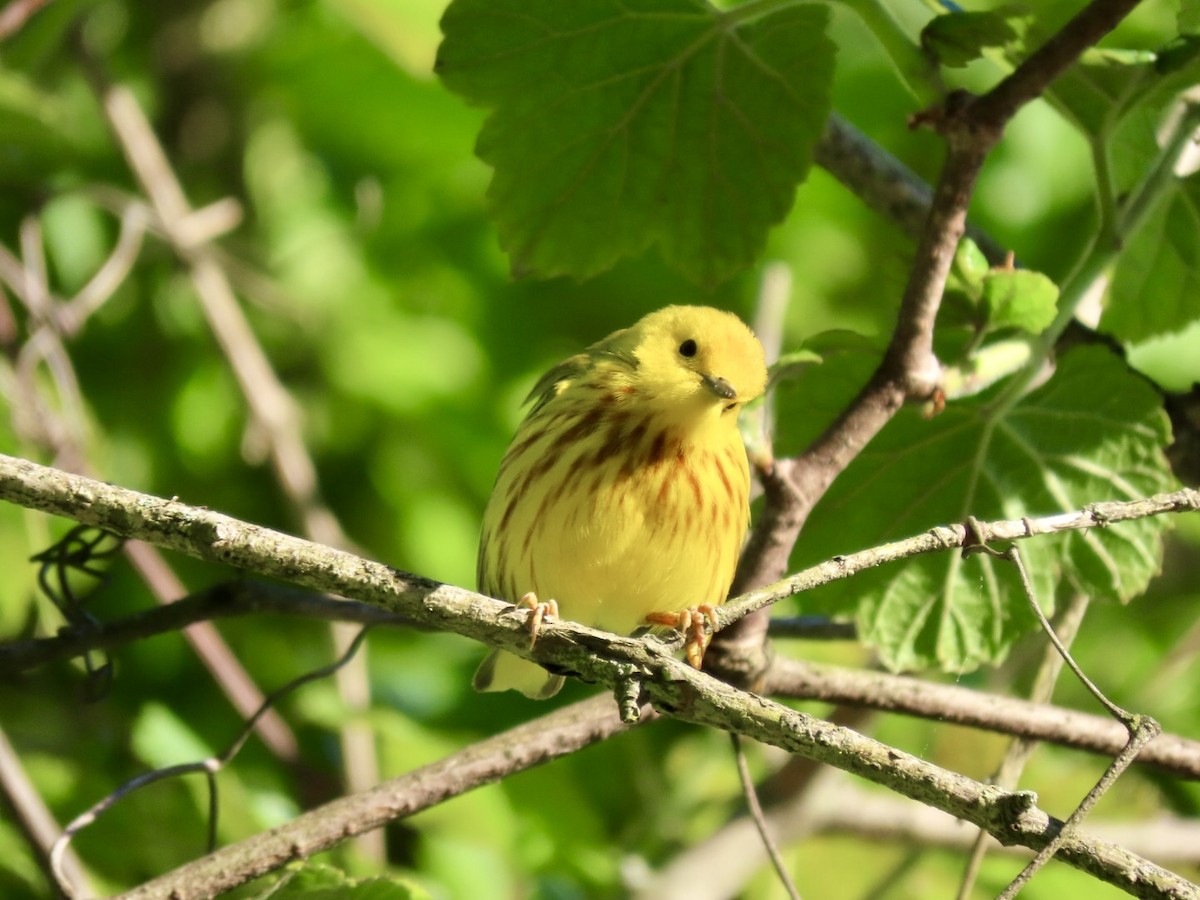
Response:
702,373,737,400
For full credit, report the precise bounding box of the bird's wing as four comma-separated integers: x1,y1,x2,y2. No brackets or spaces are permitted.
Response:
523,352,590,415
523,325,639,415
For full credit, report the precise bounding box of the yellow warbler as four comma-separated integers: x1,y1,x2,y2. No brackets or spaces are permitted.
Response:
474,305,767,698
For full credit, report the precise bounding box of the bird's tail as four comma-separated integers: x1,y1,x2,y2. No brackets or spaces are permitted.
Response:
473,649,565,699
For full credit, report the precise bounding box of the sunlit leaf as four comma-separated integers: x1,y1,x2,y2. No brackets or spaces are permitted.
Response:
132,703,213,768
436,0,834,284
794,347,1175,672
1104,174,1200,343
920,10,1021,68
981,268,1058,334
1080,47,1158,66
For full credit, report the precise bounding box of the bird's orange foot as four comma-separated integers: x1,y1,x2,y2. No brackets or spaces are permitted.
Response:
515,592,559,647
645,604,719,669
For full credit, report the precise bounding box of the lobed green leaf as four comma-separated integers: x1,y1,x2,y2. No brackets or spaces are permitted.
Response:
1104,174,1200,344
793,347,1176,673
981,268,1059,334
920,9,1021,69
435,0,835,284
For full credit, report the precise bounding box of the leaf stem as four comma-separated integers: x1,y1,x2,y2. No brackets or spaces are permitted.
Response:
989,95,1200,417
1116,97,1200,236
731,733,801,900
995,545,1162,899
719,0,803,26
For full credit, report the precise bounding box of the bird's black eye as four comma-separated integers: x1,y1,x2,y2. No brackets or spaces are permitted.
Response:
679,339,698,358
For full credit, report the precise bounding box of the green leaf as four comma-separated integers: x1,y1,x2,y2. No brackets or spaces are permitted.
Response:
1155,35,1200,74
768,348,823,385
920,10,1019,68
772,329,882,455
952,238,990,294
981,268,1058,334
132,703,213,769
1103,174,1200,343
941,238,990,328
435,0,834,284
0,71,74,182
942,240,1057,337
1079,47,1158,67
794,347,1175,672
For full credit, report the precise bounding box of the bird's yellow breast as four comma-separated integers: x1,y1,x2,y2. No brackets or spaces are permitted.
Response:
475,304,765,697
478,384,750,635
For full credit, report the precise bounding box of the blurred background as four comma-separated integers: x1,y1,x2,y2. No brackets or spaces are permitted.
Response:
0,0,1197,897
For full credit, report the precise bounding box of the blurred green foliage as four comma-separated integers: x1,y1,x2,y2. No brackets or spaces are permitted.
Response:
0,0,1198,898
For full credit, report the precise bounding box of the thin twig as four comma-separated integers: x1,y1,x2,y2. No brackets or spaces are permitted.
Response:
731,733,801,900
121,541,301,761
50,627,374,899
1000,544,1132,723
720,489,1200,630
0,725,92,898
767,616,857,641
999,721,1162,900
0,0,51,40
116,694,646,899
993,544,1162,898
0,578,404,675
956,594,1092,900
0,195,301,760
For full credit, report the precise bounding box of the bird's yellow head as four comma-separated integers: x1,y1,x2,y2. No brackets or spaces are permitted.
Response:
620,306,767,426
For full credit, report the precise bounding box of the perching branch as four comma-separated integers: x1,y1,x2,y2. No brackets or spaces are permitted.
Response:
4,452,1196,668
2,455,1198,897
7,572,1198,779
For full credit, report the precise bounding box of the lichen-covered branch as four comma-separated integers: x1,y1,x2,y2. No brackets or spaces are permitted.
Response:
2,454,1196,897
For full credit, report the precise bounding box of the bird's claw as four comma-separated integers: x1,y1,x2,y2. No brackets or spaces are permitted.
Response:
516,592,559,647
645,603,719,669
